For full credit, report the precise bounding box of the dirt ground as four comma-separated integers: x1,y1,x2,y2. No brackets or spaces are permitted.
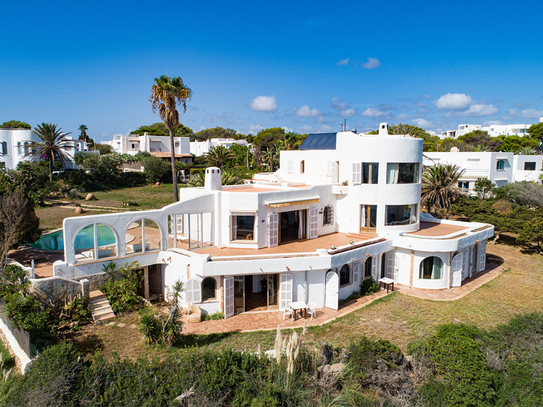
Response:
57,235,543,360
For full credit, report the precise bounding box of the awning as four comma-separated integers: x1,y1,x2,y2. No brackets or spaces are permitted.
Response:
264,196,320,208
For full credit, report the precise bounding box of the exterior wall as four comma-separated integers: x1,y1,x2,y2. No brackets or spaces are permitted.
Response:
411,250,450,289
107,133,191,156
336,132,423,234
277,150,337,185
190,139,249,157
513,155,543,183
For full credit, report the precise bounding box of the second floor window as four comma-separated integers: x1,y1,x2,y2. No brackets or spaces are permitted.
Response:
496,160,506,171
387,163,420,184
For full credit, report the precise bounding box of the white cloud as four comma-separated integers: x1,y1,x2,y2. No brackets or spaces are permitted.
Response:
248,95,278,112
319,125,334,132
315,116,327,124
520,109,543,118
295,105,322,117
336,58,349,66
484,120,503,126
413,118,432,128
330,97,350,111
340,108,356,117
361,107,387,117
396,113,409,121
247,124,263,134
361,58,381,69
435,93,473,110
281,126,293,133
452,104,498,117
298,125,314,133
421,94,432,99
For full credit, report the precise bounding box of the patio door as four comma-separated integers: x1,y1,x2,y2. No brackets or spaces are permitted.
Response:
279,274,292,311
268,213,279,248
234,276,244,314
224,277,234,319
325,270,339,310
360,205,377,233
451,252,463,287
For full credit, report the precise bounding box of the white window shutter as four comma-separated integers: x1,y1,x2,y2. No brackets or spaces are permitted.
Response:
393,254,399,283
387,252,395,279
479,240,487,272
279,274,293,310
309,207,319,239
352,262,361,285
224,277,234,318
352,163,361,185
451,253,463,287
372,255,377,279
268,213,279,247
185,278,202,304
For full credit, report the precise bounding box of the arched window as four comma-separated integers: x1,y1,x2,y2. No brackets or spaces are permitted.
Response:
419,256,443,280
17,142,21,155
300,160,305,174
339,264,350,286
323,205,334,225
202,277,217,301
125,218,161,254
23,142,29,155
1,142,7,155
74,222,118,261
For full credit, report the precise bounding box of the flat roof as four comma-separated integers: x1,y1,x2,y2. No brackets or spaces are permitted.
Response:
225,187,284,193
407,222,470,237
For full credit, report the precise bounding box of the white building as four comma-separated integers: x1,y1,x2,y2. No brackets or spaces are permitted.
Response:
0,128,89,170
53,123,494,319
190,138,249,157
440,118,542,139
424,151,543,193
104,133,193,164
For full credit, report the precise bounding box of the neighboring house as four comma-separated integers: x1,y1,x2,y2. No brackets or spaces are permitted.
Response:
0,128,89,170
104,133,193,165
424,151,543,194
190,138,249,157
440,118,542,139
54,123,494,319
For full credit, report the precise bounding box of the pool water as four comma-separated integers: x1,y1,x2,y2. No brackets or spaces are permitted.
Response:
30,224,116,251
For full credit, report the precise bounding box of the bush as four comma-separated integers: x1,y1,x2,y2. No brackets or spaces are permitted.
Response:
100,261,143,314
202,311,225,321
360,277,379,296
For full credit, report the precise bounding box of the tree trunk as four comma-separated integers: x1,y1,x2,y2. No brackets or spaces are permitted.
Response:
169,129,178,202
49,154,54,182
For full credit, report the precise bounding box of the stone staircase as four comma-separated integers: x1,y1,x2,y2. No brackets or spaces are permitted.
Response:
89,290,116,324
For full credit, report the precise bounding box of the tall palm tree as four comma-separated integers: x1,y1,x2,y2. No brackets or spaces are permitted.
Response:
149,75,192,202
421,164,465,216
26,123,74,181
205,145,235,168
78,124,88,140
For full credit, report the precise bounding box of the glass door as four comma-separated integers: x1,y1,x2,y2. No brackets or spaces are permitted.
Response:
234,276,244,314
360,204,377,233
267,274,279,310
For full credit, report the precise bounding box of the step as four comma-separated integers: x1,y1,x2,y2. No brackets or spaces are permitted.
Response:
89,290,106,299
90,302,111,311
93,307,114,317
93,312,116,323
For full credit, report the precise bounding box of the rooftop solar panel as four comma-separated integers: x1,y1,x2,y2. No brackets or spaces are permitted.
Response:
299,132,337,150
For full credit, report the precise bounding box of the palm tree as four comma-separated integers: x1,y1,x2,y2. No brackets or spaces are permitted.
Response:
78,124,88,140
205,145,235,168
421,164,465,216
26,123,74,181
149,75,192,202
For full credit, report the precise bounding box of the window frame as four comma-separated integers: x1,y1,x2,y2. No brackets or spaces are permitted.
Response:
230,212,257,242
419,256,444,280
496,159,506,171
361,162,379,184
323,205,334,226
386,163,420,184
385,204,418,226
339,264,351,286
202,277,218,301
524,162,536,171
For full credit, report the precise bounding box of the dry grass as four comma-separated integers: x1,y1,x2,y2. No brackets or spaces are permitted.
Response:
90,184,179,210
59,240,543,359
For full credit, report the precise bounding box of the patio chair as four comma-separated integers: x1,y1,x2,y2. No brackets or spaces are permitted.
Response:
307,302,317,320
188,304,201,323
283,307,293,321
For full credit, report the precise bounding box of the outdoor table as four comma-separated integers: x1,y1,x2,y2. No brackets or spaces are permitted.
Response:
290,301,308,321
378,277,395,293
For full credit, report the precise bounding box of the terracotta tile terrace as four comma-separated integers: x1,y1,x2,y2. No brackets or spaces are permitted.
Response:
192,232,379,258
406,221,470,237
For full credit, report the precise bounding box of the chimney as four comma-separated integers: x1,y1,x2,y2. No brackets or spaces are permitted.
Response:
204,167,222,191
379,123,388,136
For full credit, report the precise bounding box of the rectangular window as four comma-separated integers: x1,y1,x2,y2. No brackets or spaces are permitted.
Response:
231,214,256,241
496,160,505,170
458,181,469,190
362,163,379,184
385,204,418,226
387,163,420,184
524,162,536,171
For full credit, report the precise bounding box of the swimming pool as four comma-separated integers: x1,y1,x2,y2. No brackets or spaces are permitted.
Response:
30,224,116,251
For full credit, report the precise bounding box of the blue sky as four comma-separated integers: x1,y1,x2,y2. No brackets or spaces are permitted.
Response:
1,0,543,142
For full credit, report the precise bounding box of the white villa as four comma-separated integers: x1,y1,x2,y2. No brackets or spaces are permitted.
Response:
190,138,249,157
440,118,542,139
54,123,494,319
104,133,193,164
0,128,90,170
424,151,543,193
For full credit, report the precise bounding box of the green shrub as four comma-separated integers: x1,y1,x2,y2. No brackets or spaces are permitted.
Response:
100,261,143,314
360,277,379,296
203,311,225,321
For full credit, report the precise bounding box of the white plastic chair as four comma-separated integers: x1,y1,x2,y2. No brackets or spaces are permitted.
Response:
307,302,317,320
283,307,293,321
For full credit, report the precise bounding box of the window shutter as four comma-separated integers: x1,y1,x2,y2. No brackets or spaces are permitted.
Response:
185,279,202,304
268,213,279,247
479,241,487,272
352,162,361,185
279,274,293,310
352,262,361,285
309,207,319,239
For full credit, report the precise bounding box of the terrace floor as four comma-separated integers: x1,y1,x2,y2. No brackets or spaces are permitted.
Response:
407,221,470,237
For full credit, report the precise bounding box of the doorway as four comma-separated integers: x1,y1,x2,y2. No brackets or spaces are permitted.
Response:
280,210,304,243
238,274,280,312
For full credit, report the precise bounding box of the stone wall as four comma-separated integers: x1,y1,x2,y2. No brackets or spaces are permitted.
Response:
30,277,87,306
